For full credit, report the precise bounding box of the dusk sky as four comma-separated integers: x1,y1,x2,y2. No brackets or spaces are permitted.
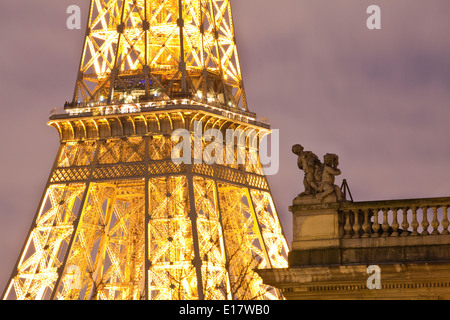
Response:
1,0,450,292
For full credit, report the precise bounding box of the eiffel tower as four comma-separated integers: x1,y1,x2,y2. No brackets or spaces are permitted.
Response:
2,0,289,300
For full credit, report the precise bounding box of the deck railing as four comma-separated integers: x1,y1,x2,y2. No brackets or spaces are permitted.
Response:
339,197,450,238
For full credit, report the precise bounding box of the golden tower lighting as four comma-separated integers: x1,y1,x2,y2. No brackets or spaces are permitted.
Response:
2,0,289,300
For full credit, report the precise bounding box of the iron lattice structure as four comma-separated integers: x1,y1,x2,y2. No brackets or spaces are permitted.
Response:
72,0,247,110
2,0,289,300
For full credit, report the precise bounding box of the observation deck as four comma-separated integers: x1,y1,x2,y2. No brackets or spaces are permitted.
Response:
49,99,270,142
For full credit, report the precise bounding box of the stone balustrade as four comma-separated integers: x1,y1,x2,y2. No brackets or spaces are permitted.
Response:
266,195,450,300
339,197,450,238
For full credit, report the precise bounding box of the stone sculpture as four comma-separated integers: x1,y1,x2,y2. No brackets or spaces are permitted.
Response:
292,144,343,203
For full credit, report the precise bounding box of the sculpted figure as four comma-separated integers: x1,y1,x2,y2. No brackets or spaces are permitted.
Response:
293,145,344,203
292,144,321,196
315,153,343,202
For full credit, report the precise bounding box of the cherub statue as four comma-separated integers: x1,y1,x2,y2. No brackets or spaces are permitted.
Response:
293,145,344,203
292,144,321,197
315,153,343,202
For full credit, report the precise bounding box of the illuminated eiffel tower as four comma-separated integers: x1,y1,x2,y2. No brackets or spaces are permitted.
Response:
2,0,289,300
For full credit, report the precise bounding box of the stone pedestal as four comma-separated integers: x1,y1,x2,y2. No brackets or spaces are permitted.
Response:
289,194,343,266
290,195,342,249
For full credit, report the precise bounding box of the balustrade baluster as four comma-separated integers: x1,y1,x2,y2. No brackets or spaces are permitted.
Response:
431,206,439,235
343,211,352,238
352,210,361,238
362,209,370,238
401,208,410,236
411,207,419,236
421,206,430,236
340,201,450,239
372,209,380,238
381,209,390,237
442,206,449,235
391,208,399,237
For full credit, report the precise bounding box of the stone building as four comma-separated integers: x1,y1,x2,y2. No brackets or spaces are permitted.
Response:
257,145,450,300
